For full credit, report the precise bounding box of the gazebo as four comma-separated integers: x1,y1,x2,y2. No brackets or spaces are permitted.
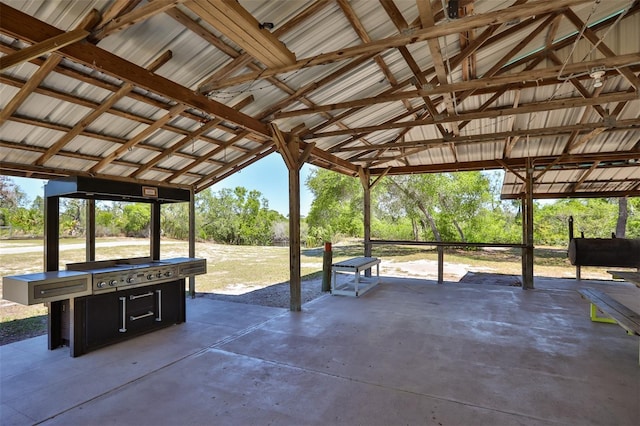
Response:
1,0,638,310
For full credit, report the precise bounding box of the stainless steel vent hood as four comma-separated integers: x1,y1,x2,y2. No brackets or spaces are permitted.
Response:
45,176,190,203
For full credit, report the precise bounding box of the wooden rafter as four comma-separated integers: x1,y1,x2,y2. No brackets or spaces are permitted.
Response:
417,0,460,136
34,51,173,167
130,95,255,179
307,91,639,139
92,0,189,41
185,0,295,69
278,52,640,119
338,0,410,112
0,28,89,71
368,151,640,176
95,0,142,28
194,1,334,93
0,55,62,127
0,10,99,126
304,12,553,140
564,8,640,90
168,131,258,182
459,3,476,81
0,4,270,137
1,0,637,201
0,43,266,146
89,103,188,174
197,146,279,191
0,140,211,179
572,161,601,191
206,0,591,90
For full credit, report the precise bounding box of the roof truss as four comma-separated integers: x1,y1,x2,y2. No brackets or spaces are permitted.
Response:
0,0,638,199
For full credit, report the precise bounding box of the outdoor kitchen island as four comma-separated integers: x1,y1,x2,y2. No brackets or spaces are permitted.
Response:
2,177,207,357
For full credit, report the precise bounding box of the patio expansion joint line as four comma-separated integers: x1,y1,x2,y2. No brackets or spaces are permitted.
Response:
33,309,292,425
206,347,561,425
208,309,293,349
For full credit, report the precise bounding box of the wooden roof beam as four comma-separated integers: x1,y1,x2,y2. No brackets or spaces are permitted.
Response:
0,28,89,71
92,0,188,41
368,151,640,176
207,0,590,90
287,52,640,122
564,7,640,90
338,0,410,112
0,4,270,137
186,0,295,69
34,50,173,167
95,0,143,29
90,104,188,174
1,139,217,177
417,0,460,136
308,91,639,139
130,95,255,179
196,146,278,192
197,0,331,93
502,188,640,200
0,9,99,127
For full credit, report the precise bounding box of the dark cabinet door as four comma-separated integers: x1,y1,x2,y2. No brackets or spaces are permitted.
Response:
83,280,184,353
84,291,121,348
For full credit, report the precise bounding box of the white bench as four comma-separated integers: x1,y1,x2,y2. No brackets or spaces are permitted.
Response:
331,257,380,297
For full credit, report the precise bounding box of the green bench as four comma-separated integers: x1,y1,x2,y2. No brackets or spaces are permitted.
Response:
578,288,640,365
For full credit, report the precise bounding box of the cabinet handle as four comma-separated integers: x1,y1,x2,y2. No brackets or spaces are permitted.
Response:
130,311,154,321
129,291,153,300
156,289,162,322
119,296,127,332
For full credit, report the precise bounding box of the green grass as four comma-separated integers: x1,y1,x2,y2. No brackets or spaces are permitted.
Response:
0,237,617,345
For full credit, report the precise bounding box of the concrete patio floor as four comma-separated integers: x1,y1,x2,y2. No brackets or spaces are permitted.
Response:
1,276,639,425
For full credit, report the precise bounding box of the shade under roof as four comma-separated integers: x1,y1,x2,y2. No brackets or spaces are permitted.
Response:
0,0,638,198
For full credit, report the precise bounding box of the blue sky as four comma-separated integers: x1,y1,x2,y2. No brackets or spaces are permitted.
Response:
8,152,317,217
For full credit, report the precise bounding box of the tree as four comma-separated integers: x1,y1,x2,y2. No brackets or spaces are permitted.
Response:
615,197,628,238
0,176,28,227
306,169,363,241
385,175,442,241
197,187,284,245
380,172,493,242
161,202,190,240
119,203,151,237
534,198,618,246
60,198,85,236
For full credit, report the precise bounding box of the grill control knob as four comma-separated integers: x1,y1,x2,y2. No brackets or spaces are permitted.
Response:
109,280,118,286
126,277,135,283
164,271,173,277
97,281,106,288
147,274,154,280
156,272,162,278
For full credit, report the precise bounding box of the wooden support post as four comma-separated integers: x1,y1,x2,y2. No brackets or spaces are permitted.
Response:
322,242,332,292
358,168,372,277
44,194,61,350
522,158,535,289
86,199,95,262
189,187,196,298
271,123,314,311
437,246,444,284
151,203,161,260
44,195,59,272
359,168,372,258
289,166,302,310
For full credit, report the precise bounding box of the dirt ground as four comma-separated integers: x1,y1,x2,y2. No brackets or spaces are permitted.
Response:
0,242,611,346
